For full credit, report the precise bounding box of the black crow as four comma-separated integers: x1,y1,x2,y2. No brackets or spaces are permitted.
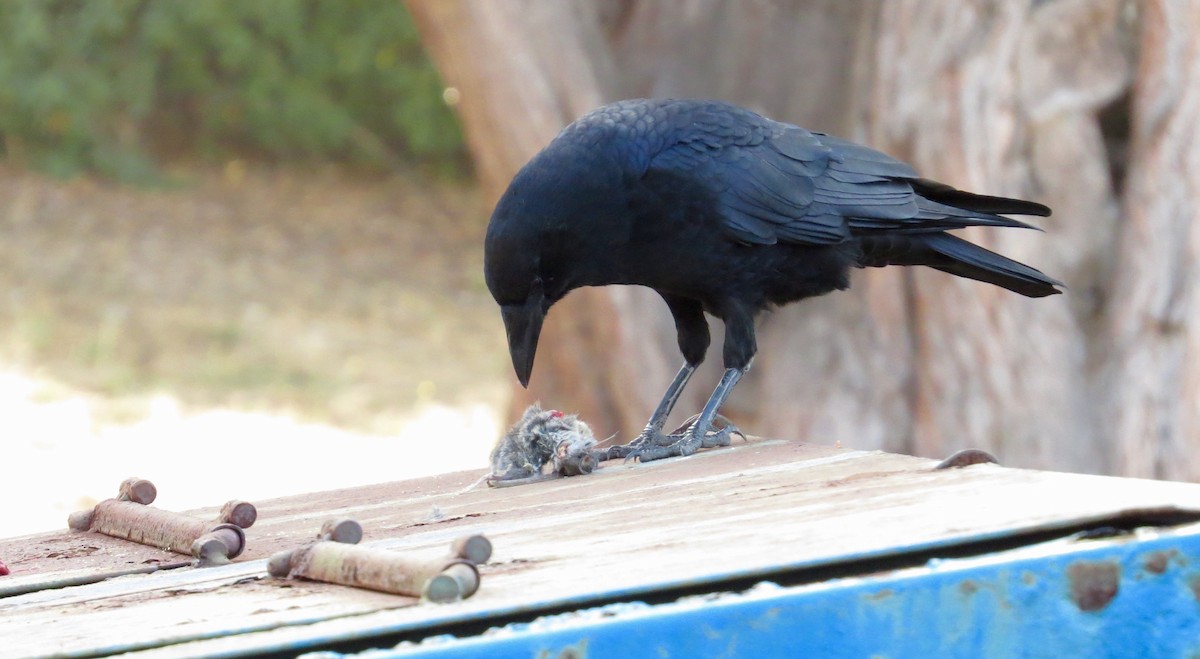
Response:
484,99,1060,462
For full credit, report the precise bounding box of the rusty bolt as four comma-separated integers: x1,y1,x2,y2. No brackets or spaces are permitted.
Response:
67,509,96,532
72,499,246,561
268,541,478,603
433,561,480,600
267,549,298,578
68,479,251,564
270,521,489,603
118,478,157,504
191,525,247,566
451,534,492,565
319,518,363,544
218,500,257,529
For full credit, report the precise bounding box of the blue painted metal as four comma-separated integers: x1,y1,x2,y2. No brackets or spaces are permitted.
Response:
310,524,1200,659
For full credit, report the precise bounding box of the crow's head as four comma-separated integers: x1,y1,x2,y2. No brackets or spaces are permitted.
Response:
484,143,626,387
484,213,548,389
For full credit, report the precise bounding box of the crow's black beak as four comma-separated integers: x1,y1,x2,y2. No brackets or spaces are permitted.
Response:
501,294,545,388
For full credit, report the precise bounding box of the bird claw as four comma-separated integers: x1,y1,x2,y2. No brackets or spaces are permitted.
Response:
626,437,699,462
668,413,746,447
599,414,745,463
594,427,676,462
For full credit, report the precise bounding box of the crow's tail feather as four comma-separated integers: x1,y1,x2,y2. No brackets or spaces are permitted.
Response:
858,232,1062,298
921,233,1062,298
910,178,1052,217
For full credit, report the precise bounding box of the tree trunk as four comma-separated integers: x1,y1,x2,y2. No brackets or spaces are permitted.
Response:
403,0,613,201
1103,0,1200,480
856,0,1135,472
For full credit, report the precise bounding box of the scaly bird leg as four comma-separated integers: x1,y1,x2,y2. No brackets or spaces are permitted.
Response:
616,366,748,463
599,362,696,460
668,412,745,446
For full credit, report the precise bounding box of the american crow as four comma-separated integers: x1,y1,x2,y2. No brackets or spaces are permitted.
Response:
484,99,1060,462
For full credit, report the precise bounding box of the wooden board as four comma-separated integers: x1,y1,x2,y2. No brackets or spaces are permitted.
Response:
3,438,1200,658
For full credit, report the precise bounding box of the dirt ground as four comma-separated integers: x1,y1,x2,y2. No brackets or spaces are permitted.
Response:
0,163,511,536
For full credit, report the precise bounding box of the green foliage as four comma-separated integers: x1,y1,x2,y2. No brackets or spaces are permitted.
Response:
0,0,464,180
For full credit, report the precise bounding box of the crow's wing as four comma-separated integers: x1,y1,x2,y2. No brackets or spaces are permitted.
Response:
646,103,1035,246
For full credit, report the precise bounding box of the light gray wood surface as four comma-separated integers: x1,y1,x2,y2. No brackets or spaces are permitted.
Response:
4,439,1199,657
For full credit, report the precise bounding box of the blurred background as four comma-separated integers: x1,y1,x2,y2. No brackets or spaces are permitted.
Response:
3,0,1197,536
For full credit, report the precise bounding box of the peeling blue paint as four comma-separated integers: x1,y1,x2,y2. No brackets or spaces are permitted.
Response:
310,524,1200,659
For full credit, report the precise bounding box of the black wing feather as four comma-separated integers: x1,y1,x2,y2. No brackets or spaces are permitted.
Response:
636,100,1046,247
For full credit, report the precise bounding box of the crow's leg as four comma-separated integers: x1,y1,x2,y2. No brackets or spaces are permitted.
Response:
668,412,745,447
627,366,748,461
598,294,709,461
617,303,755,462
642,362,698,441
600,362,696,460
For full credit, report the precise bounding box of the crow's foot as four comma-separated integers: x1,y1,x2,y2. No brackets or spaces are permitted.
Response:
598,414,745,463
595,426,676,461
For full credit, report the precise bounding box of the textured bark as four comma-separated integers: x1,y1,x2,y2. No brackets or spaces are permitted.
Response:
607,0,867,132
406,0,1198,477
404,0,613,201
1103,0,1200,480
858,0,1134,471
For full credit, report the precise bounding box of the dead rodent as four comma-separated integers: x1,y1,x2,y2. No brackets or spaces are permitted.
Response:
487,404,598,487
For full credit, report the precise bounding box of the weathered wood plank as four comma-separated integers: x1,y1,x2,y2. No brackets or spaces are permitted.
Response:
3,439,1199,658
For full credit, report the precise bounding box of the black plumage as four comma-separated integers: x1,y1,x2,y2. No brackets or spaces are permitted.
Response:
485,99,1061,462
